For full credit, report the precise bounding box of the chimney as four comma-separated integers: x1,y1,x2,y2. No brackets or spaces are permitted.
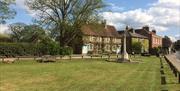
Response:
102,20,107,29
152,30,156,34
142,25,149,31
132,29,135,34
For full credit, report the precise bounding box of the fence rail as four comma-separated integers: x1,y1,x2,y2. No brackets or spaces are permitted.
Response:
165,55,180,83
0,54,122,61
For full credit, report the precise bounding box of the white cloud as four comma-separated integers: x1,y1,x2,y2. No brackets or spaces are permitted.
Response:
15,0,37,17
169,36,177,42
0,24,8,34
175,34,180,40
102,0,180,32
108,3,124,12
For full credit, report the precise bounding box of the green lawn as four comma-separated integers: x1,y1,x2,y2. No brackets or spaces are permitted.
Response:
0,56,179,91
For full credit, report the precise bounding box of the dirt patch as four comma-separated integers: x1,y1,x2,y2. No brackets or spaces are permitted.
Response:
0,82,17,91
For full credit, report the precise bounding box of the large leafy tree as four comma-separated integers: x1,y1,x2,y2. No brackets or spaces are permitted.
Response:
0,0,16,24
9,23,50,43
27,0,104,47
22,25,50,43
9,22,27,42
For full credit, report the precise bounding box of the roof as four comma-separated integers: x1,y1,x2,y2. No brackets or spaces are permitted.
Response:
81,24,121,38
118,30,148,39
129,32,148,39
135,28,162,38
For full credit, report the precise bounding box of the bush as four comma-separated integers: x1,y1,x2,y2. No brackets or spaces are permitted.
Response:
59,47,73,55
132,42,142,54
0,42,73,57
0,43,36,57
150,47,161,55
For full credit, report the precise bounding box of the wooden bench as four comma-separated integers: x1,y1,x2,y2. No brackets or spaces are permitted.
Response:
165,55,180,83
36,55,56,63
16,56,38,60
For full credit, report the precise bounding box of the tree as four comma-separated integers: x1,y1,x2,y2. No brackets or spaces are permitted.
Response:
22,25,50,43
132,42,142,54
27,0,105,47
0,0,16,24
9,23,50,43
9,22,27,42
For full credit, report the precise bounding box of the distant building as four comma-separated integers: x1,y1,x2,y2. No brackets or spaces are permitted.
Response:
174,40,180,51
118,28,149,54
135,26,162,53
79,24,122,54
162,36,173,54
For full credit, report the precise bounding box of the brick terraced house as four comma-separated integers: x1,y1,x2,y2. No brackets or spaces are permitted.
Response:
80,24,122,54
118,28,149,54
135,26,162,53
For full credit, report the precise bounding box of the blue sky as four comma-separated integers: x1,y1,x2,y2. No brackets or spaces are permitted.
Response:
1,0,180,41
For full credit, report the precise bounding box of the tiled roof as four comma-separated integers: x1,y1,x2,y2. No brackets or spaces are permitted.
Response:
135,29,162,38
129,32,148,39
81,24,121,38
118,30,148,39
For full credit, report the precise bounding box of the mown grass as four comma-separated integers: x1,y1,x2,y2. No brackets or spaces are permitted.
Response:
0,56,179,91
161,57,180,91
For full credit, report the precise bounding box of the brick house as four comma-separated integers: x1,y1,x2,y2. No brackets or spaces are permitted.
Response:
118,28,149,54
135,26,162,53
162,36,173,54
79,24,122,54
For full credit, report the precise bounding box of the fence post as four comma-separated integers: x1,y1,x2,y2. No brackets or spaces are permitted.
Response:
2,56,4,62
69,55,72,60
17,57,20,61
108,55,110,60
60,55,62,59
82,55,83,59
178,73,180,83
34,56,36,60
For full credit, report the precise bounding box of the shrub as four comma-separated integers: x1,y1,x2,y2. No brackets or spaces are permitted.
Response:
132,42,142,54
59,47,73,55
150,47,161,55
0,42,74,57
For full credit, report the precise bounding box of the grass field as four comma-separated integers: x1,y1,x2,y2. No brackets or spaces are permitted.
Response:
0,56,179,91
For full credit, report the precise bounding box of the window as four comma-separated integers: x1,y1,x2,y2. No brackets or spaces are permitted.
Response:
90,44,94,50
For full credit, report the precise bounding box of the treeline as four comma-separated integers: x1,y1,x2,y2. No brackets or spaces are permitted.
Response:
0,23,74,57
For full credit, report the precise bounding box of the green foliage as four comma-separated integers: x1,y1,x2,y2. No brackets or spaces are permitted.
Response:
27,0,105,47
9,24,49,43
150,47,161,55
142,39,149,52
0,43,36,57
59,47,73,55
131,42,142,54
36,41,60,56
0,34,11,42
9,22,27,42
0,0,16,24
0,42,73,57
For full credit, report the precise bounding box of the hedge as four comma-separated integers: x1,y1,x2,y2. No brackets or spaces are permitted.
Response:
0,42,73,57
